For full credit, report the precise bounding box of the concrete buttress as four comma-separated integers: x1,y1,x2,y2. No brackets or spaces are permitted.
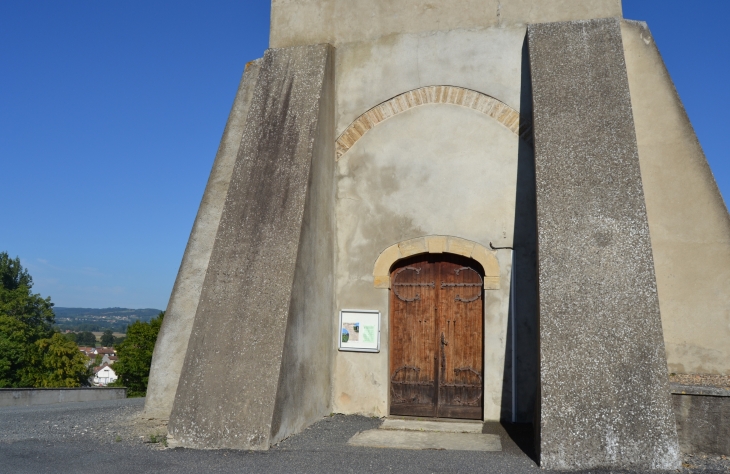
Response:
528,18,680,470
167,44,335,450
144,60,262,421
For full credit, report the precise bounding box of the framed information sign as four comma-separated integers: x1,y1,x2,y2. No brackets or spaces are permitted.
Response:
338,309,380,352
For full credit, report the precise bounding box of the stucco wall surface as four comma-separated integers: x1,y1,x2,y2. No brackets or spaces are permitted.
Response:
144,60,261,421
622,20,730,376
529,18,679,470
334,26,527,137
168,44,334,450
270,0,622,48
331,23,538,423
333,102,533,421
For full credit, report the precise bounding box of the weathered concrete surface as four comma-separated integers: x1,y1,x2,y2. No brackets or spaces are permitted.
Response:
622,20,730,377
0,388,126,407
671,384,730,456
168,44,334,450
271,0,622,48
348,430,502,451
144,60,262,421
380,419,483,434
269,43,335,446
529,18,680,470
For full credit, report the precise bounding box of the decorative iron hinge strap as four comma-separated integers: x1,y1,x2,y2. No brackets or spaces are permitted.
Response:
442,266,484,302
392,266,433,302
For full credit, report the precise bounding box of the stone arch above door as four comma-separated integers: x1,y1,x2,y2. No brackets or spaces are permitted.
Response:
336,85,533,160
373,236,500,290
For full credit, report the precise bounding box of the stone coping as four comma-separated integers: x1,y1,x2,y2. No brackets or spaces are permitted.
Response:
670,383,730,398
0,387,126,391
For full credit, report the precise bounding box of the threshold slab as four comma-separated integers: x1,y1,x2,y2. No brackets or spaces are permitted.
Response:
380,418,483,434
347,430,501,451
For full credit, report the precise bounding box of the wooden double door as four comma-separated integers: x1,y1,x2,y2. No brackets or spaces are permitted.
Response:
389,255,484,420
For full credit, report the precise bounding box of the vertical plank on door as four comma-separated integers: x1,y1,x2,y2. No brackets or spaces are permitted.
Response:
389,257,437,416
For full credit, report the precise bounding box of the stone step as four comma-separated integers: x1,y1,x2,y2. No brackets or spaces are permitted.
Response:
379,418,483,434
347,429,501,451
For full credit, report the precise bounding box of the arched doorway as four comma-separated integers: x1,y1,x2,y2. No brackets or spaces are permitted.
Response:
389,254,484,420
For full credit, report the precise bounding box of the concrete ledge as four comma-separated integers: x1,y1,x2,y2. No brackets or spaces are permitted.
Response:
0,388,127,407
671,383,730,398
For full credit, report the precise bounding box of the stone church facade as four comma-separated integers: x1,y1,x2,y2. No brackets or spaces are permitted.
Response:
145,1,730,470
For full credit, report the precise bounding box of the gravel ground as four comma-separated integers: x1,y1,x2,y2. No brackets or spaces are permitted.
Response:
0,397,153,446
0,398,728,474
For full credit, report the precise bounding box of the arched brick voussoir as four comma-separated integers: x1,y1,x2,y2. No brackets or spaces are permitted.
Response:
373,236,501,290
336,85,533,160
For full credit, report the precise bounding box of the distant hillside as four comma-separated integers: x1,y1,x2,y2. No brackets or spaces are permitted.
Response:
53,307,163,333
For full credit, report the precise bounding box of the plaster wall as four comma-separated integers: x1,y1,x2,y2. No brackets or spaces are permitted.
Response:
331,25,538,423
334,27,527,137
622,20,730,376
270,0,622,48
333,104,531,421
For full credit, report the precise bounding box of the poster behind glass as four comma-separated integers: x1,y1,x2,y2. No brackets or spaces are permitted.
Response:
338,310,380,352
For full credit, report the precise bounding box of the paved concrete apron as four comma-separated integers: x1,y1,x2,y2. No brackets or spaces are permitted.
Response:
348,418,501,451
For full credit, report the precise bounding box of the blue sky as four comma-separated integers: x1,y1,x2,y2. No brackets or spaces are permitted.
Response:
1,1,727,309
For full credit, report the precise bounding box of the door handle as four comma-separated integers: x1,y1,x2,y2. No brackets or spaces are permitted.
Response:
440,332,448,373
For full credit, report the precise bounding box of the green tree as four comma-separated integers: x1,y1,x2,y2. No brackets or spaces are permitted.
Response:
25,333,90,387
112,312,164,395
0,313,36,387
0,252,55,387
0,252,91,387
100,329,115,347
75,331,97,347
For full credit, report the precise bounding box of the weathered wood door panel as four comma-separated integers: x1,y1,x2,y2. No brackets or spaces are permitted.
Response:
389,255,484,420
389,258,438,417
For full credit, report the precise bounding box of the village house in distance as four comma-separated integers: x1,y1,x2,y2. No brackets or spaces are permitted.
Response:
78,346,119,386
144,0,730,470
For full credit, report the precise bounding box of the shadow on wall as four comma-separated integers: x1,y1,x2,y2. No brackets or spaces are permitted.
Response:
499,33,539,458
